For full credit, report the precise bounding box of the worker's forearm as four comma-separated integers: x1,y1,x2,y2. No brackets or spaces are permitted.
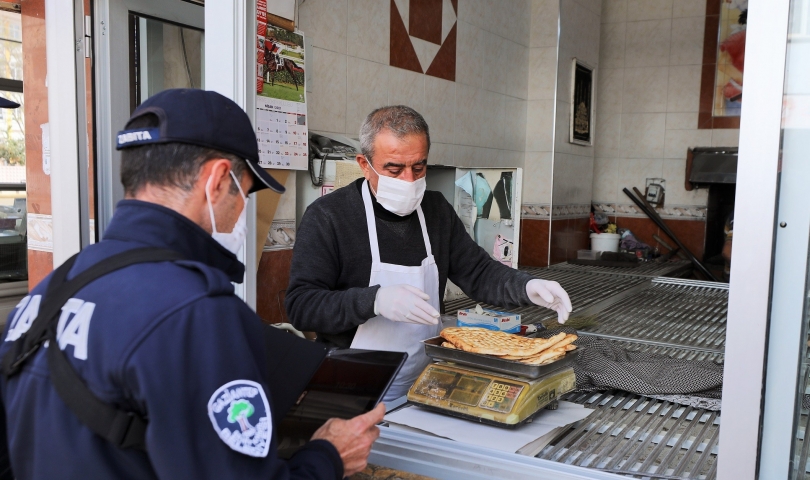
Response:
286,284,379,334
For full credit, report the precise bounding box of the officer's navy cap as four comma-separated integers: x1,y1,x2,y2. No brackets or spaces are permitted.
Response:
116,88,284,194
0,97,19,109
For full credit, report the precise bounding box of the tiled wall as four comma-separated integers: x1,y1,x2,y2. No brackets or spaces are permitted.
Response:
590,0,739,260
300,0,531,169
592,0,739,210
521,0,601,266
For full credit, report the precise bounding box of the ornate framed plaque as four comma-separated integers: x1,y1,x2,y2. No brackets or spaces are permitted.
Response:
569,58,594,146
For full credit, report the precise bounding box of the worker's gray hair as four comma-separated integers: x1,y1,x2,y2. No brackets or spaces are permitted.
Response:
359,105,431,162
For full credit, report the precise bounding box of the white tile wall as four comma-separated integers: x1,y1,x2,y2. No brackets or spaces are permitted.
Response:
528,47,558,100
525,100,555,152
423,76,456,145
388,67,425,113
347,0,389,64
308,47,347,133
346,57,389,135
524,151,554,203
530,0,560,48
624,19,672,68
592,0,740,206
298,0,348,54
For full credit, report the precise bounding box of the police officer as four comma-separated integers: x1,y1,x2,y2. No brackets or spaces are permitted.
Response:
0,89,382,479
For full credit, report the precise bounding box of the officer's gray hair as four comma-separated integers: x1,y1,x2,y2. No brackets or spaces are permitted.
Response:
359,105,430,163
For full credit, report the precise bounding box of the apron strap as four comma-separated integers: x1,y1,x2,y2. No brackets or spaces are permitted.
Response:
415,207,432,257
361,180,382,265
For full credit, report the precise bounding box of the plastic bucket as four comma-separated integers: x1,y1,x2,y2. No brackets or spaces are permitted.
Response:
590,233,620,253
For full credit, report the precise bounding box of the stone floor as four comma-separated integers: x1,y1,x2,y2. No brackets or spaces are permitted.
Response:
349,464,434,480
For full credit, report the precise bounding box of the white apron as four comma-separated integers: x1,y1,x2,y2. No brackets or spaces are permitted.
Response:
350,180,442,402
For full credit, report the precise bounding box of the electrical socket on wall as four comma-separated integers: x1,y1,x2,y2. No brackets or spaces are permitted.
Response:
645,178,666,207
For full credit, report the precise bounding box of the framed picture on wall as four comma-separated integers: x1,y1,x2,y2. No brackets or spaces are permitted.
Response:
569,58,595,146
698,0,746,129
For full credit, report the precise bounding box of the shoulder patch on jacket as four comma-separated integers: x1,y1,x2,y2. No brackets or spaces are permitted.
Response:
207,380,272,458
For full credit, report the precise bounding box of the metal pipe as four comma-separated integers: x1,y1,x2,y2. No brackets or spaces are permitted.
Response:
623,188,719,281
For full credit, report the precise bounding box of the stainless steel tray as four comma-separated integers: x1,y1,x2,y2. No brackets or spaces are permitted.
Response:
422,336,577,379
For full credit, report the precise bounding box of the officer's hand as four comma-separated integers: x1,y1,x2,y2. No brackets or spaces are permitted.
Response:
312,402,385,476
374,284,440,325
526,279,573,324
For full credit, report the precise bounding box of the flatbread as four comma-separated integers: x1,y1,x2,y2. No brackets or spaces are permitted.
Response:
544,334,577,352
519,348,566,365
496,333,567,360
441,342,457,349
440,328,557,357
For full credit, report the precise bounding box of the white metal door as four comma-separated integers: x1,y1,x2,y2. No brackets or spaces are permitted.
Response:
92,0,203,237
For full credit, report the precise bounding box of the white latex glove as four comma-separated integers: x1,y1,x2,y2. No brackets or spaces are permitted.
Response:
526,279,573,324
374,285,440,325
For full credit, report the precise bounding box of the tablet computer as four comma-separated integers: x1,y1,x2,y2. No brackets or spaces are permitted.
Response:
276,349,407,455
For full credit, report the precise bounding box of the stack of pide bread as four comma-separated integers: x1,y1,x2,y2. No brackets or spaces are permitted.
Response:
439,327,577,365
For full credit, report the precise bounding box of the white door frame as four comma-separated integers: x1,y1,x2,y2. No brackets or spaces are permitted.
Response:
204,0,257,308
716,0,792,478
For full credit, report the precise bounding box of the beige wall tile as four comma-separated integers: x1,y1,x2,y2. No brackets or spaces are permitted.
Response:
308,47,347,133
348,0,389,65
599,22,626,69
523,151,554,204
500,149,526,168
625,19,672,68
663,129,712,159
531,0,560,48
484,32,509,95
592,157,619,203
457,0,486,28
626,0,673,21
456,21,484,88
424,76,456,145
504,96,528,151
481,89,506,147
666,65,701,112
552,154,594,205
670,16,704,65
388,66,425,113
712,129,741,147
561,0,601,67
346,57,389,136
620,113,666,158
525,99,555,152
577,0,603,17
672,0,706,18
515,0,533,47
595,112,621,158
666,112,699,130
509,42,530,100
429,142,454,166
617,158,664,199
528,47,558,100
455,84,485,146
662,158,708,206
602,0,627,23
622,66,669,113
298,0,348,54
453,145,476,167
596,67,624,114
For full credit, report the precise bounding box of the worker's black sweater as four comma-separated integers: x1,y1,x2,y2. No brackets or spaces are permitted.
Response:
286,179,535,348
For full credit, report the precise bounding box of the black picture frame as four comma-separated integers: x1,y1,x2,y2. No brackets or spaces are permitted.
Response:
569,59,594,146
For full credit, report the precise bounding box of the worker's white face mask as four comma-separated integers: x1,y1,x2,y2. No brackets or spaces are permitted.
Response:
368,160,426,216
206,170,248,254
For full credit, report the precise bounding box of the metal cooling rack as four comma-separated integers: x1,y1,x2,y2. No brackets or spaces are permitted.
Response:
444,269,650,323
574,278,729,353
542,260,693,279
542,391,720,480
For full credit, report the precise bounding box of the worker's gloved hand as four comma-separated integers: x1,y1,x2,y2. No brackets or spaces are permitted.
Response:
312,402,385,476
526,279,573,324
374,284,440,325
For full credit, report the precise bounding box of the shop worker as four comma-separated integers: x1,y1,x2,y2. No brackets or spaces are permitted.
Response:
287,106,573,401
0,89,382,480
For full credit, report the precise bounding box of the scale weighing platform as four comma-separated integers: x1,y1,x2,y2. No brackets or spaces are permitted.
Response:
406,362,576,428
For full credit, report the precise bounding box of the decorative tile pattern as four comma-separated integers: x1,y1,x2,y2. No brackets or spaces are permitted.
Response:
521,203,551,219
390,0,457,81
521,203,592,220
593,202,707,220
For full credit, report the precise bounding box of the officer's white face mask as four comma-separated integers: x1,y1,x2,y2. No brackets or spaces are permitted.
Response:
368,160,426,216
206,170,248,254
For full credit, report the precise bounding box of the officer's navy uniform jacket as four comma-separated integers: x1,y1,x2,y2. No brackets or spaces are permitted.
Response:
0,200,343,479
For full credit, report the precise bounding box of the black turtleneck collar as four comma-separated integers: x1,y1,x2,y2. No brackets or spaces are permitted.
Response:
103,199,246,283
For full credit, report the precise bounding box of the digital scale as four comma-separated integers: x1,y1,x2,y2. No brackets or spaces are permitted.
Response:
407,361,576,428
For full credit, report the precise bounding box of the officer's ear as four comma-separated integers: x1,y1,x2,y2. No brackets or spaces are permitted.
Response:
357,154,373,182
200,159,233,203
